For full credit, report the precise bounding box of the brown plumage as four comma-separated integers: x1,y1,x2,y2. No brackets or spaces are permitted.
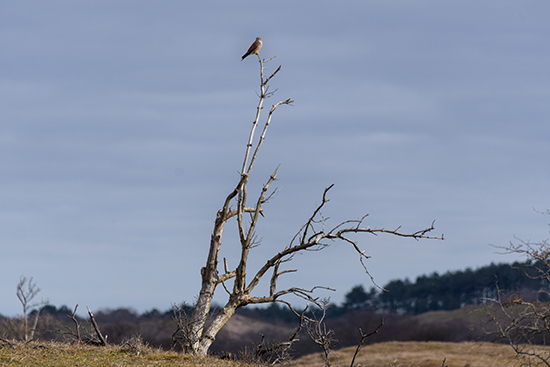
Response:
241,37,263,60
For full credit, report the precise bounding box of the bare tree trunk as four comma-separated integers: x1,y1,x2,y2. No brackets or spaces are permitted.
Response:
29,308,41,342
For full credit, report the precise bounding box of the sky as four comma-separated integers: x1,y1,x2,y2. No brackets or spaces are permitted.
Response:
1,1,549,317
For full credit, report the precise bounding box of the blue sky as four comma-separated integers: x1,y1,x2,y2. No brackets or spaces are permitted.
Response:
1,1,549,317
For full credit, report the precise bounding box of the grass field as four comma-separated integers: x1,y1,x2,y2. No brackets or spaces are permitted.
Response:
2,340,550,367
290,341,550,367
0,340,253,367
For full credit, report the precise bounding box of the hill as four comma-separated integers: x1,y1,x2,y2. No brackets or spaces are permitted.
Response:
212,313,297,354
217,305,497,358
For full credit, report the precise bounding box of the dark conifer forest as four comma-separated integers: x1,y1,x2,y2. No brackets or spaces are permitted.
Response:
242,260,548,320
353,261,546,314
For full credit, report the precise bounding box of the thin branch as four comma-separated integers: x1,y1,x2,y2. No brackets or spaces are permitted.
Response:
245,166,279,245
349,319,384,367
264,65,282,86
301,184,334,244
235,167,280,293
246,99,292,175
223,258,229,274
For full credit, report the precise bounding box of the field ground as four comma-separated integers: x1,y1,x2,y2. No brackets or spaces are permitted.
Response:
290,341,550,367
2,340,550,367
0,340,253,367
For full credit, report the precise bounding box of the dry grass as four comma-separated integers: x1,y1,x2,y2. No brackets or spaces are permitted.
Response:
3,339,550,367
0,340,255,367
290,341,550,367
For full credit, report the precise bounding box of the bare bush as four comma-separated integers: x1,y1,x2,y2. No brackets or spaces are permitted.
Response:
305,300,339,367
60,304,108,346
482,210,550,366
300,299,384,367
7,276,50,342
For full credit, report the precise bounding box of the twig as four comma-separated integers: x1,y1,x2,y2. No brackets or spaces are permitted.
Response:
349,319,384,367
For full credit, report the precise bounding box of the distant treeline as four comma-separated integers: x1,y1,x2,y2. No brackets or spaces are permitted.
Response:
3,261,547,339
241,261,550,319
357,261,549,314
2,260,548,354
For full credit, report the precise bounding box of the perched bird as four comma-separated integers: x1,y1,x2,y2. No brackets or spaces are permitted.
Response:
241,37,263,60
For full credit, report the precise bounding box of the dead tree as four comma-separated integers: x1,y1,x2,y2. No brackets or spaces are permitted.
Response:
179,55,443,356
15,276,49,342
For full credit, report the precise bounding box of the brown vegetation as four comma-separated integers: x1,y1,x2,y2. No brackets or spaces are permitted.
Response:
291,341,550,367
286,306,487,358
0,339,255,367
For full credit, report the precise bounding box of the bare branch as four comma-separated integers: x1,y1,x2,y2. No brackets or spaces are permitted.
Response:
300,184,334,244
246,187,441,298
264,65,281,86
349,319,384,367
235,166,280,293
64,304,82,343
223,257,229,274
86,306,107,346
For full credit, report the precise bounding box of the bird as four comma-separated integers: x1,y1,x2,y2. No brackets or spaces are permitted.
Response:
241,37,263,60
